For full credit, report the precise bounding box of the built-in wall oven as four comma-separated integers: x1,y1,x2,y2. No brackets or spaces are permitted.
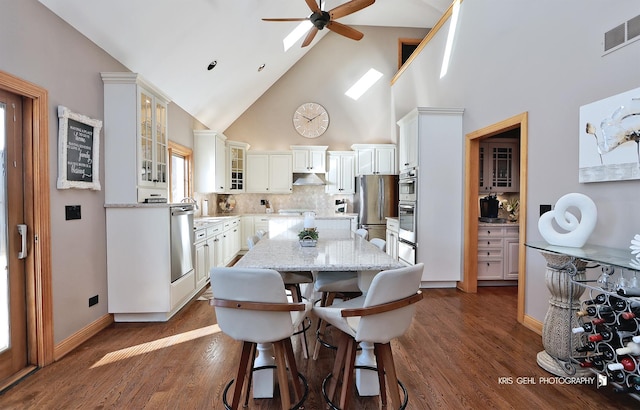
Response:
170,204,195,282
398,168,418,266
398,201,417,265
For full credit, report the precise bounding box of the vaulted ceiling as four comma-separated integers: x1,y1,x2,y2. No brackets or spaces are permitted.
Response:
39,0,450,132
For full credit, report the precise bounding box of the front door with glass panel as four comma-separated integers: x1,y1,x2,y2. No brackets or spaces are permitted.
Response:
0,89,27,384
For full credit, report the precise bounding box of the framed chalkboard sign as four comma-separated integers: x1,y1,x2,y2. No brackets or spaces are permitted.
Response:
57,106,102,190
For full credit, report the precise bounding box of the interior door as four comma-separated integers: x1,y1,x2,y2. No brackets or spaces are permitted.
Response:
0,89,27,383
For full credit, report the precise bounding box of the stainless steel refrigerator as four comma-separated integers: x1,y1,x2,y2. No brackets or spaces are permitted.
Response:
353,174,398,240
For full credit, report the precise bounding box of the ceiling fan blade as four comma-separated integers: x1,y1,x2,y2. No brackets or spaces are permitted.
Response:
301,26,319,47
305,0,321,14
329,0,375,20
262,18,308,22
326,21,364,41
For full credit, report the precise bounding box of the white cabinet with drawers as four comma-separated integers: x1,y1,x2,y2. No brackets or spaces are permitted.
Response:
477,224,519,281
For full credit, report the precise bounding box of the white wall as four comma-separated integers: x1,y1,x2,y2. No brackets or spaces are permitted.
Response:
224,26,428,150
392,0,640,321
0,0,205,343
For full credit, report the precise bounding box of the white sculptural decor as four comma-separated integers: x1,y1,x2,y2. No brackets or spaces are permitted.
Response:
538,193,597,248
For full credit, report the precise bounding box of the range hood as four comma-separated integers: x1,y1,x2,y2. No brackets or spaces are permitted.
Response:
292,173,326,186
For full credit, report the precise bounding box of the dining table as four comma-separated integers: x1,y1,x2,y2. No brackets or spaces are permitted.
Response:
231,228,404,399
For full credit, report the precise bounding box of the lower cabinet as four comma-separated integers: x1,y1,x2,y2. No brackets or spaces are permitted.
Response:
477,224,519,281
106,206,198,322
195,223,224,289
386,218,399,261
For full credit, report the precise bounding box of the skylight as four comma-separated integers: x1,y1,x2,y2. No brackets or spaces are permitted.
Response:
345,68,383,100
440,0,461,78
283,21,313,51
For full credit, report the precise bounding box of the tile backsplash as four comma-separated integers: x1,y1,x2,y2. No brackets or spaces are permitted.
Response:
195,186,354,217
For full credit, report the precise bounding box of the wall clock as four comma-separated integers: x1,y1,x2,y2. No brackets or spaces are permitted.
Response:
292,102,329,138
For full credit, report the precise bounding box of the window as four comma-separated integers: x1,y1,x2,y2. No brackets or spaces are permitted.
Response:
398,38,422,69
168,141,192,203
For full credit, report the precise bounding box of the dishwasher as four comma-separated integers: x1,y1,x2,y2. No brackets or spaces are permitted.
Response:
170,204,195,282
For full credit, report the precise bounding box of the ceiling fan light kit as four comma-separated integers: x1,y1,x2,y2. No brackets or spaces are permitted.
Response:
262,0,375,47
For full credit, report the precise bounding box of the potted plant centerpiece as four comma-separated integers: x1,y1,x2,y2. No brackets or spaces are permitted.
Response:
299,211,318,246
298,227,319,247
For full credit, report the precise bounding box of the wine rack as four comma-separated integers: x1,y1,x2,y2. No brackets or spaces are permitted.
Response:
526,242,640,401
571,275,640,398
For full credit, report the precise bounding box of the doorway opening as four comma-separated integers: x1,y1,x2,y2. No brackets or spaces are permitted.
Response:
459,112,528,324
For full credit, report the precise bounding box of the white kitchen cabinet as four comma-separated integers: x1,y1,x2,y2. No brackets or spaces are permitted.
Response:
386,218,399,261
194,228,208,289
106,206,201,322
479,138,519,193
222,217,241,265
397,110,419,172
351,144,396,175
325,151,355,194
193,130,227,193
102,72,170,204
228,141,249,193
240,215,270,251
246,152,293,193
397,107,464,286
477,224,519,281
291,145,327,173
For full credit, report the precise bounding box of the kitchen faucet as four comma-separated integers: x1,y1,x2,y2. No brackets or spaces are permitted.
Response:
180,197,199,210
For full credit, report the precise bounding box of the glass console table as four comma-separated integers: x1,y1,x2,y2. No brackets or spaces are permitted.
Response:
526,242,640,397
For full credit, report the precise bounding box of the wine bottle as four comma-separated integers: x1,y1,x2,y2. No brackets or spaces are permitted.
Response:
607,367,627,383
591,354,605,370
617,287,640,297
628,375,640,393
575,341,596,352
608,357,636,372
572,318,605,334
616,342,640,356
598,342,617,361
583,294,608,305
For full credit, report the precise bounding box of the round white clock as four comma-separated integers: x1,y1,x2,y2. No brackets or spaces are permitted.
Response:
292,102,329,138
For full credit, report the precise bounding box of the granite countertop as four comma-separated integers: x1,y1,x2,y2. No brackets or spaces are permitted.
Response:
235,229,402,272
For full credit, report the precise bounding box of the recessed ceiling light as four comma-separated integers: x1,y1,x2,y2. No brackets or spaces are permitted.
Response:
258,64,266,72
207,60,217,70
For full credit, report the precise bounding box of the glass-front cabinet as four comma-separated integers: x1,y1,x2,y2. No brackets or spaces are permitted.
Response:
102,72,171,203
228,141,249,193
479,138,519,193
139,91,168,188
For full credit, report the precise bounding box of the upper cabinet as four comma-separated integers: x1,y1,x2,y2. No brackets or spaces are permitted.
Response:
102,72,171,204
479,138,520,193
350,144,396,175
397,112,419,172
194,130,227,194
291,145,328,173
227,141,249,193
246,152,293,194
325,151,355,195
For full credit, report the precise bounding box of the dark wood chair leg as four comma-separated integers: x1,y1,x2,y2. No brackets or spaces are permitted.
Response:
231,341,253,410
339,338,358,410
273,341,291,410
243,343,257,408
374,343,388,408
283,337,304,404
378,343,401,409
313,292,336,360
327,331,350,402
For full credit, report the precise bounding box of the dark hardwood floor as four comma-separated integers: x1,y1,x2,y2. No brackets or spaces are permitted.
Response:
1,286,639,409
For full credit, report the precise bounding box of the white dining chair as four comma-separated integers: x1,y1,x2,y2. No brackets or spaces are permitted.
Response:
370,237,386,252
248,230,312,358
210,267,310,410
311,228,369,360
313,263,424,410
355,228,368,239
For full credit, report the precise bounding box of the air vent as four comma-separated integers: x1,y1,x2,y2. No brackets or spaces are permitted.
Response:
628,14,640,41
604,14,640,54
604,23,625,52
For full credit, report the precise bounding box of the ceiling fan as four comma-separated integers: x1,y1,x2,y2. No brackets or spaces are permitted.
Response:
263,0,375,47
